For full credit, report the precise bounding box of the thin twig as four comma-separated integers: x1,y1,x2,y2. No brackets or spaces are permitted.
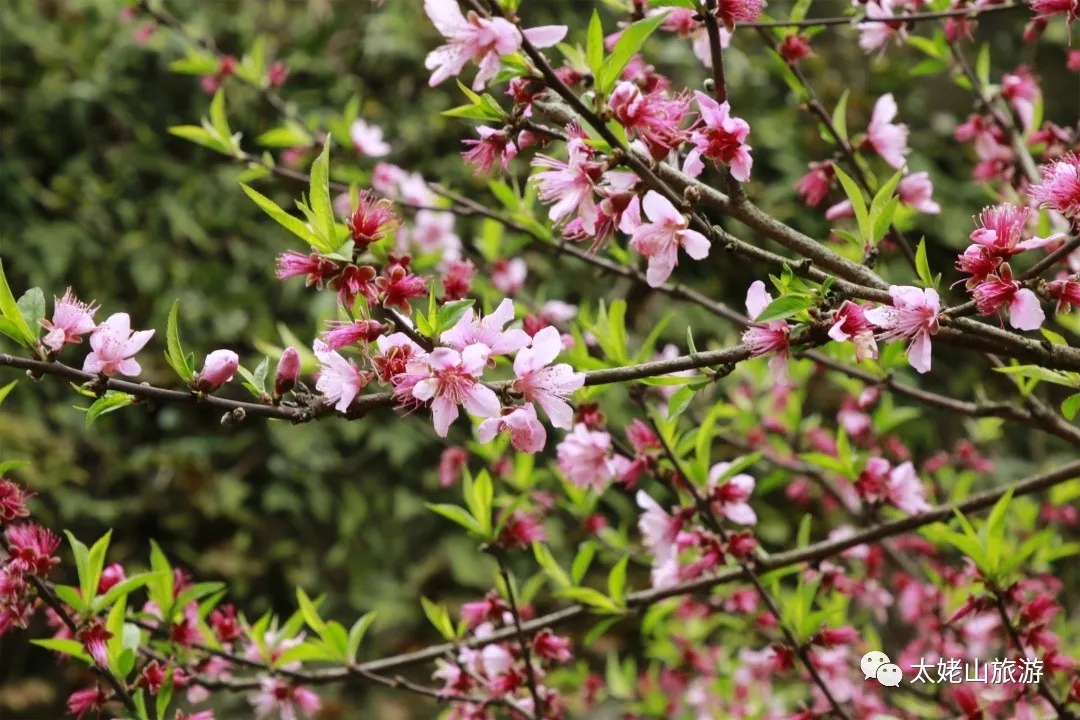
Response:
495,555,545,718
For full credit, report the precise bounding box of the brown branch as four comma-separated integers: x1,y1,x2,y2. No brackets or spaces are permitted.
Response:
701,0,729,105
495,555,544,718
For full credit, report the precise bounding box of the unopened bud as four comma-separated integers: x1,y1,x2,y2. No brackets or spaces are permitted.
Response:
274,347,301,397
195,350,239,393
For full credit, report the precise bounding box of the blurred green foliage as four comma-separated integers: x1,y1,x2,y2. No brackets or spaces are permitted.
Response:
0,0,1077,717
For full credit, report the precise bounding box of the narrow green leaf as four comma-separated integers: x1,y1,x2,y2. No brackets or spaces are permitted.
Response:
64,531,92,615
435,299,474,334
309,137,335,246
164,299,193,382
84,392,135,427
607,556,629,606
598,12,668,94
833,165,869,241
16,288,45,340
754,295,815,323
209,89,233,151
586,11,605,79
0,259,34,346
831,90,849,144
1062,393,1080,421
915,238,934,288
0,380,16,405
346,611,378,661
241,184,331,252
167,125,230,154
426,503,484,536
296,588,327,636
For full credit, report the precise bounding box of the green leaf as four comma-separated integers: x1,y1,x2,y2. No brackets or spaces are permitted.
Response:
607,556,629,606
16,288,45,340
586,11,605,80
164,299,193,382
64,531,91,615
975,43,991,89
426,503,484,536
533,542,571,588
309,137,336,247
915,237,934,288
833,165,870,242
257,124,314,149
31,638,93,663
435,299,474,335
1061,392,1080,421
91,572,162,615
667,385,696,419
557,586,622,614
209,89,234,152
754,295,815,323
296,587,327,636
241,184,332,252
168,125,231,154
84,530,113,610
420,597,456,640
53,585,83,610
147,540,175,613
0,380,16,406
84,392,135,427
346,611,377,661
0,259,35,346
273,641,338,667
598,12,668,95
571,543,596,585
995,365,1078,387
831,90,849,144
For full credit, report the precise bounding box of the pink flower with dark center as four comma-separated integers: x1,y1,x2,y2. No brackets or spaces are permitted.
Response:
195,350,238,392
636,490,682,589
496,510,548,550
713,0,764,30
628,191,711,287
82,313,155,377
741,280,791,380
972,265,1045,331
78,620,113,667
477,402,547,454
1047,273,1080,313
1001,66,1040,131
440,259,475,301
955,244,1003,288
828,301,878,362
373,332,425,384
67,687,110,720
779,34,814,64
376,264,429,312
969,203,1059,256
0,479,31,523
794,161,834,207
320,320,387,350
275,251,338,288
532,629,573,663
333,264,379,308
608,82,691,155
491,258,527,295
685,92,753,182
409,344,500,437
865,285,940,374
313,340,373,413
863,94,910,169
557,423,631,492
347,191,400,251
442,298,531,356
532,138,601,234
512,326,584,429
424,0,566,90
274,347,301,397
461,126,518,174
708,462,757,525
1030,0,1078,23
40,289,98,352
897,172,941,214
349,119,391,157
1029,154,1080,218
250,678,321,720
857,0,907,53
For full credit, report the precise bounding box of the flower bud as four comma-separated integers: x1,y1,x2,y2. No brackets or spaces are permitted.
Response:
275,347,301,397
195,350,239,392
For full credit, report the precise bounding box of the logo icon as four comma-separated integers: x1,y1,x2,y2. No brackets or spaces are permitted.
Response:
861,651,904,687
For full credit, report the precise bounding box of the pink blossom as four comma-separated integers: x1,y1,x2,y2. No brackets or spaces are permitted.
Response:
461,126,518,174
1001,66,1040,131
274,348,301,396
532,629,573,663
40,289,98,352
5,523,60,575
438,447,468,487
320,320,386,350
346,191,400,251
250,678,321,720
275,251,338,288
376,263,429,312
1047,273,1080,313
897,172,940,214
81,313,155,377
491,258,527,294
885,461,931,514
532,138,601,234
349,119,391,157
195,350,239,392
313,340,373,413
78,621,113,667
795,161,834,207
741,280,791,379
1029,154,1080,218
66,688,110,720
477,402,547,453
864,94,910,169
865,286,940,374
685,91,753,181
628,190,710,287
1030,0,1078,23
857,0,907,53
608,82,691,155
713,0,764,30
825,199,854,220
556,423,631,492
410,344,500,437
512,326,585,429
497,510,547,549
441,259,475,301
969,203,1058,256
708,462,757,525
828,301,878,362
373,332,425,384
956,244,1003,288
401,210,462,261
441,298,531,356
0,479,31,523
424,0,566,90
636,490,682,589
972,265,1045,331
779,34,814,64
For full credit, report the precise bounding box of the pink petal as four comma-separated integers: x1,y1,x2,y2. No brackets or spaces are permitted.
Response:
431,395,459,437
642,191,681,225
1008,289,1045,331
463,384,501,419
907,331,933,374
645,246,678,287
745,280,772,320
679,230,710,260
477,417,502,443
522,25,568,48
